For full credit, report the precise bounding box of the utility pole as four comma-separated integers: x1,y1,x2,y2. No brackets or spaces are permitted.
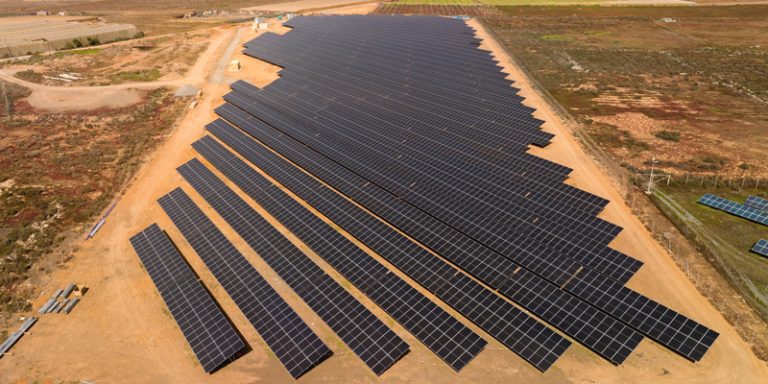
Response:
647,157,658,194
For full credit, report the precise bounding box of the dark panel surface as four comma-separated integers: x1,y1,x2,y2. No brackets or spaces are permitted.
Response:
129,224,244,373
177,158,409,375
158,188,330,378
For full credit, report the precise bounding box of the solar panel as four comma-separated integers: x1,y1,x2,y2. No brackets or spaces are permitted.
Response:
744,195,768,212
751,239,768,257
157,188,330,378
185,144,489,372
176,158,410,375
698,194,768,225
129,224,244,373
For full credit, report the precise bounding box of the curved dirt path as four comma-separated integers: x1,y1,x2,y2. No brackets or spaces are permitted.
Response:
0,26,237,112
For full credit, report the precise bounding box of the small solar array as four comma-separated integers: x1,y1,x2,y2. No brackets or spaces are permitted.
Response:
698,194,768,225
129,224,245,373
744,195,768,212
752,240,768,258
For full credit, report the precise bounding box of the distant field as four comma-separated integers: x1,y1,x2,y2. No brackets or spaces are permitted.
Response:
481,0,609,4
0,0,289,35
388,0,480,5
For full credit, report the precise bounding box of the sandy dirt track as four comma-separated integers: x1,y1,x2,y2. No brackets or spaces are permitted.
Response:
1,13,767,384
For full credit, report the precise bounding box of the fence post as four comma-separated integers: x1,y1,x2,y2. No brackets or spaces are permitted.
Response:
686,174,689,185
735,313,740,328
696,271,700,286
721,298,726,313
742,178,746,188
708,284,713,299
686,260,690,278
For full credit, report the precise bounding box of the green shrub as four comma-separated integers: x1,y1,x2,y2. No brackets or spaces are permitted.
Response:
72,39,82,48
654,130,681,142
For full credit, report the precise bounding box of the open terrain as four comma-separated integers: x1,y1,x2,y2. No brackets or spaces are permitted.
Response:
0,7,765,384
482,5,768,331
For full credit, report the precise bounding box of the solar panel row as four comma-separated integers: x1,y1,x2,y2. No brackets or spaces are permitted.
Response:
744,195,768,212
751,239,768,257
191,134,571,371
698,194,768,225
176,159,410,375
129,224,245,373
157,188,331,378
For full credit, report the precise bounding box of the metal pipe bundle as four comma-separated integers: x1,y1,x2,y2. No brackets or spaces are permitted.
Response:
63,298,79,314
0,317,37,359
62,283,75,299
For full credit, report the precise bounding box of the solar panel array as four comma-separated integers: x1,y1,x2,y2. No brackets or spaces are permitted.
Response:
158,188,331,378
176,158,410,375
744,195,768,212
200,14,721,366
752,239,768,257
192,135,571,371
129,224,245,373
698,194,768,225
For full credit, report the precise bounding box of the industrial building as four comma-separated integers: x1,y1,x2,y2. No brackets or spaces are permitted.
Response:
0,20,137,57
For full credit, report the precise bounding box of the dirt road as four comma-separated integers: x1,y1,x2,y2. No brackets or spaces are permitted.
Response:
0,26,237,112
2,13,767,384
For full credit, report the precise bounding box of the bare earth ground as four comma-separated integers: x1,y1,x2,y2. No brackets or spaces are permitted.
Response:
0,12,767,384
0,28,233,112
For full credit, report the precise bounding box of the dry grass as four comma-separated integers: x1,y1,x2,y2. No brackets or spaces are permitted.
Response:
486,6,768,179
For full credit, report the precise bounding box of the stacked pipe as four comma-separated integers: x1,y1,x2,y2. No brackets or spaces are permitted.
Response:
0,317,37,359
